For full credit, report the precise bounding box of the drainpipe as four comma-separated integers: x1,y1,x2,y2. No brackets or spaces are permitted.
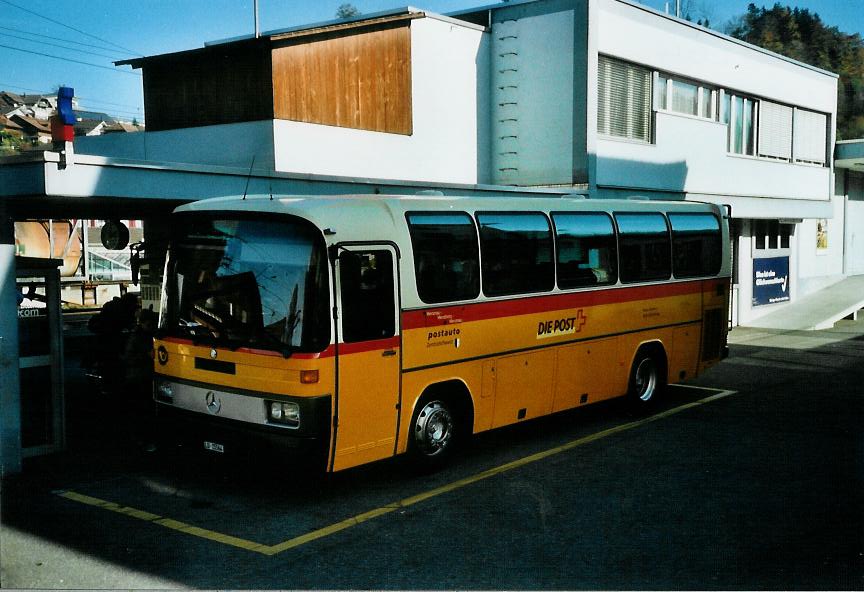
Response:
842,169,849,276
254,0,260,38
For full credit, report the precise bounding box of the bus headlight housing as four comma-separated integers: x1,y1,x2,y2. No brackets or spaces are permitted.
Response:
155,380,174,402
268,401,300,428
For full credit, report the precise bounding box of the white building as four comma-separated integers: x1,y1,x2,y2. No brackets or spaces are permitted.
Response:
74,0,848,327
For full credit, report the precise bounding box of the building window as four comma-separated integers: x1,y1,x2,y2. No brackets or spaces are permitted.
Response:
758,100,793,161
723,92,757,156
656,74,716,120
597,55,652,142
793,108,828,165
753,220,794,250
406,212,480,304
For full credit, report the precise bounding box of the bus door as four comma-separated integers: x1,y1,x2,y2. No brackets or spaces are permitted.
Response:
331,245,401,471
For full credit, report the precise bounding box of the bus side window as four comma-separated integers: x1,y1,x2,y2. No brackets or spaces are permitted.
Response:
406,212,480,304
477,212,554,297
669,213,722,278
552,212,618,288
615,213,671,283
339,250,395,343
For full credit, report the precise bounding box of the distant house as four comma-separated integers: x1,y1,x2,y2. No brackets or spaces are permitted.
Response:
0,114,23,133
73,111,144,136
73,110,115,123
3,94,59,120
74,119,108,137
0,91,25,115
10,114,51,144
101,121,144,134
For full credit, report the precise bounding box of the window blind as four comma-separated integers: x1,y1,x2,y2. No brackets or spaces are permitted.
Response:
758,100,793,160
597,56,651,142
793,108,827,164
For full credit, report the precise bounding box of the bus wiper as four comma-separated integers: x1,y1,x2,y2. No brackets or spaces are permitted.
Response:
251,330,297,358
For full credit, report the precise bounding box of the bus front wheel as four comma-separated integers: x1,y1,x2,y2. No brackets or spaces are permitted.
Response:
627,349,665,412
409,397,457,468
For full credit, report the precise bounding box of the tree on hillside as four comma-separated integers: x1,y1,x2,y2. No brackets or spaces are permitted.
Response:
725,3,864,139
336,3,360,19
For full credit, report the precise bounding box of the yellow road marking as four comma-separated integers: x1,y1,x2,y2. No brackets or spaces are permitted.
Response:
57,387,737,556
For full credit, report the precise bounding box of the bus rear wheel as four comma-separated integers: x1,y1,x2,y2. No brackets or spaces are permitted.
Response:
410,398,457,468
627,349,665,412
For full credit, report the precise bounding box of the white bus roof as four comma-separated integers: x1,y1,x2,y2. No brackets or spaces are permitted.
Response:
174,194,724,245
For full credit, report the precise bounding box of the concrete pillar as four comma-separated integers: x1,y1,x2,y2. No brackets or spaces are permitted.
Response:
0,205,21,476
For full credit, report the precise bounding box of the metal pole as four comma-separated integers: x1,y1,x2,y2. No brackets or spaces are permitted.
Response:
254,0,260,38
0,206,22,476
676,0,681,17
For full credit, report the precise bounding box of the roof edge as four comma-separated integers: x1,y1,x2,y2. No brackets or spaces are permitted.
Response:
613,0,839,79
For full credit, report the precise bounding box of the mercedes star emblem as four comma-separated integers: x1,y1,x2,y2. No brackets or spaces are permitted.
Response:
205,391,221,415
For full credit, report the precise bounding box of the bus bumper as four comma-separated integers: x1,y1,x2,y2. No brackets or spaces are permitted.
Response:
155,398,331,470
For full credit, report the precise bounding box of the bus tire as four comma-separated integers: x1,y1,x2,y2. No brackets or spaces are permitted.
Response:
409,396,459,469
627,346,666,413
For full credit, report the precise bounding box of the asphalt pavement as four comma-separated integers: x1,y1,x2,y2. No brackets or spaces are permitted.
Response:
2,320,864,589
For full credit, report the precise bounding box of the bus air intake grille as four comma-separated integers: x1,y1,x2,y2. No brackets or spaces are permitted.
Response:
701,309,723,361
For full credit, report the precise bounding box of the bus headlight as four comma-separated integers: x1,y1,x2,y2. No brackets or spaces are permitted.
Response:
156,380,174,402
268,401,300,428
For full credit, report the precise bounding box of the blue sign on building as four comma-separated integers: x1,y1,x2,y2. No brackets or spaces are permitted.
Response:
753,256,790,306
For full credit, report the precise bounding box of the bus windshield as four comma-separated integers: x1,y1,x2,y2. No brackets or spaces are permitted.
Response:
159,215,330,354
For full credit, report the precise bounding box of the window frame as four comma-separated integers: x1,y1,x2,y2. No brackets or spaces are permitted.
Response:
655,72,718,121
551,211,619,289
668,212,723,278
597,54,653,144
613,211,673,284
752,219,794,252
476,211,556,298
406,211,481,305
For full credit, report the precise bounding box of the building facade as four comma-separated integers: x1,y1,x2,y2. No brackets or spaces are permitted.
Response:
75,0,847,326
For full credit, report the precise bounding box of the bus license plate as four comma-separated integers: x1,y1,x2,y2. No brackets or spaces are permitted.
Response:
203,441,224,453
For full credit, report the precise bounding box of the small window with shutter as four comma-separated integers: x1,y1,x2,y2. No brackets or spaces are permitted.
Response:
758,100,793,161
597,55,652,143
793,108,828,165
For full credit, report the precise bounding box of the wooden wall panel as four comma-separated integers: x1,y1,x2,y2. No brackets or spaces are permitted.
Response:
143,41,273,132
271,23,412,135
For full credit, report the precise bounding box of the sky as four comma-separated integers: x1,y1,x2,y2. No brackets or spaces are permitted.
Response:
1,0,862,124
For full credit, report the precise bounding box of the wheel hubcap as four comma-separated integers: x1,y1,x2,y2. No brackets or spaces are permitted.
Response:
414,401,453,457
635,358,657,402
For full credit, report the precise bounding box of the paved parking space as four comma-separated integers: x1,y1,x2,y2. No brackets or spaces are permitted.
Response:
4,321,864,589
50,385,735,558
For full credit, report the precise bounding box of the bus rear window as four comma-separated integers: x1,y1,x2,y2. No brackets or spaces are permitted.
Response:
552,212,618,288
407,213,480,304
669,213,722,277
477,213,554,297
615,213,671,283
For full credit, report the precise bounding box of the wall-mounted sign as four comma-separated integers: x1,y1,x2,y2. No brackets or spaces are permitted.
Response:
753,256,790,306
816,219,828,251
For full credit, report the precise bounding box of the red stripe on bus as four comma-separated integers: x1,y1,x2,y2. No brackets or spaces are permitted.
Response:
401,280,711,330
160,336,400,359
159,336,337,359
336,336,401,355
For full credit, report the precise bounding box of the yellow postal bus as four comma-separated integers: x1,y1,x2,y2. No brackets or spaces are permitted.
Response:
153,194,729,472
